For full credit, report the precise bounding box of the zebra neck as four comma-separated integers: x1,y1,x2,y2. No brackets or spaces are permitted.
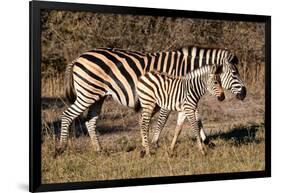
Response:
185,68,210,99
145,51,186,75
145,47,228,76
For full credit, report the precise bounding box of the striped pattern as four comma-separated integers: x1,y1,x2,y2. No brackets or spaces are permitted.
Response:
137,65,225,156
151,49,246,147
55,46,246,156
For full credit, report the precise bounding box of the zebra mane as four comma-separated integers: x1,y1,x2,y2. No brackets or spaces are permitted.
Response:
186,46,238,66
95,47,238,66
92,47,147,56
145,45,231,56
177,45,229,52
149,70,182,79
150,64,216,80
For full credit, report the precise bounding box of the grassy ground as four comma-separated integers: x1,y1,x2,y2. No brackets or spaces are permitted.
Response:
41,91,265,183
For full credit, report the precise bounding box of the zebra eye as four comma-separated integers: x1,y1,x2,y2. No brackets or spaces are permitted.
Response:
213,81,218,84
232,71,238,75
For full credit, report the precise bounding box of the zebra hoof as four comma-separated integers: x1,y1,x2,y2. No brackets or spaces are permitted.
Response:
200,150,206,156
93,146,102,152
151,142,160,149
99,150,110,157
140,150,146,158
208,142,216,148
140,149,151,158
167,150,175,158
54,145,67,158
54,147,64,159
203,139,216,148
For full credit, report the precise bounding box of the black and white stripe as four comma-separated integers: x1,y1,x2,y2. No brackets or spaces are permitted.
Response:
151,49,247,147
137,65,225,156
55,46,246,156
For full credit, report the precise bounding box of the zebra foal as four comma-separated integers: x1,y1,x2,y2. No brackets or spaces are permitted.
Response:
137,64,225,156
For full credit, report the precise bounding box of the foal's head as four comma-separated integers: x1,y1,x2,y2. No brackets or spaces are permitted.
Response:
207,65,225,101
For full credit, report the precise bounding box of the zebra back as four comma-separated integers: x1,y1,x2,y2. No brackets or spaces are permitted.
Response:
67,46,236,107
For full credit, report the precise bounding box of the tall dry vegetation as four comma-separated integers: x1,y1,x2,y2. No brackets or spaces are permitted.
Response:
41,10,265,97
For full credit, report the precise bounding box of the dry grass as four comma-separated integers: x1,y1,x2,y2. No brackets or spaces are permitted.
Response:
41,91,265,183
41,119,265,183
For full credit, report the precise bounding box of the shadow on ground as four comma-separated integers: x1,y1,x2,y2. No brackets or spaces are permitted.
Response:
42,97,66,110
43,117,263,148
208,124,262,145
42,117,138,140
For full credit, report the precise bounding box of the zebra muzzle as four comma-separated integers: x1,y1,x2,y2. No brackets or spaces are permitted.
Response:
217,93,225,101
236,86,247,100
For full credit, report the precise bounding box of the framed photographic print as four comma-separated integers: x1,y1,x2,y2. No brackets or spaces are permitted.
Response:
30,0,271,192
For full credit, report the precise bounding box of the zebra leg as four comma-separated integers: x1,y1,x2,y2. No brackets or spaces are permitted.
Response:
140,105,155,157
186,109,205,155
195,109,215,148
85,97,106,152
151,108,170,147
170,112,186,152
55,98,93,157
195,109,207,142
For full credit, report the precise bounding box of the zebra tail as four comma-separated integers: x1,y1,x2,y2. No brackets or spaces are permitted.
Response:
65,61,76,104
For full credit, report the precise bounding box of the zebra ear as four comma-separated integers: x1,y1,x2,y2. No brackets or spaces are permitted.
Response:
230,55,239,65
215,65,223,74
210,64,218,74
211,64,223,74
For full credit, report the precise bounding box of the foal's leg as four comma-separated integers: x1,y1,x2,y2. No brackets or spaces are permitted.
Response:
195,109,215,147
186,109,205,155
170,112,187,152
151,108,170,147
168,109,210,153
195,109,206,142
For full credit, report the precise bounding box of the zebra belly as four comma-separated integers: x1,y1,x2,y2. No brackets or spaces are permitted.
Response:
155,99,185,112
106,88,138,108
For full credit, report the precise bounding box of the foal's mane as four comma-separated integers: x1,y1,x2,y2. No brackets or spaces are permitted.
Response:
149,65,213,80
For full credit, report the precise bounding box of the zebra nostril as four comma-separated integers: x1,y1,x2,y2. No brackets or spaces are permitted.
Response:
241,86,246,96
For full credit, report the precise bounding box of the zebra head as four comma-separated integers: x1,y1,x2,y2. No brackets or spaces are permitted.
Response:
207,65,225,101
221,54,247,100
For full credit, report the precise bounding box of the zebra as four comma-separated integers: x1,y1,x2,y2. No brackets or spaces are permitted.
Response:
150,51,246,147
55,46,246,157
137,64,225,156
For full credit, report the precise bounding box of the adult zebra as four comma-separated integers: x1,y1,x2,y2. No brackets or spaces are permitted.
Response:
137,65,225,156
55,46,246,156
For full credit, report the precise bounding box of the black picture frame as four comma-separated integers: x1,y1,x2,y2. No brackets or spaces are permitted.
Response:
29,0,271,192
